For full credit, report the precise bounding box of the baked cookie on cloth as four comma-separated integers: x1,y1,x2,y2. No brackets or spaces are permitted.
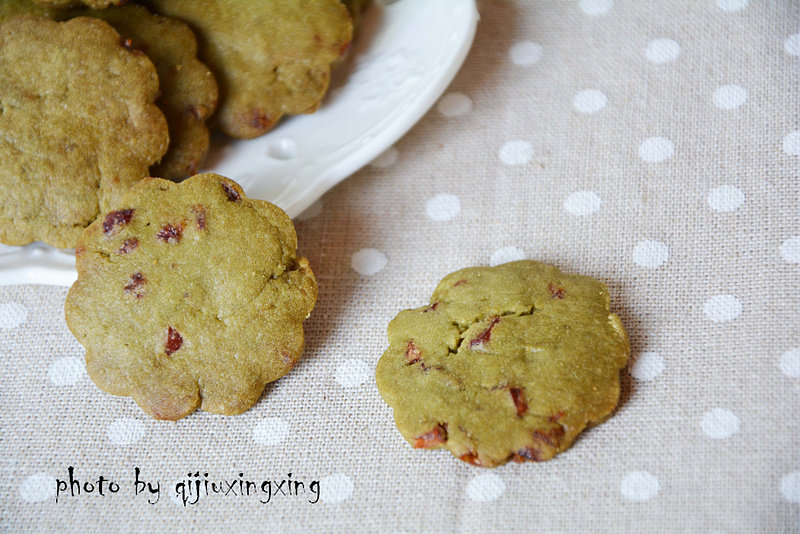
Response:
376,261,630,467
141,0,352,139
0,15,168,248
65,173,317,420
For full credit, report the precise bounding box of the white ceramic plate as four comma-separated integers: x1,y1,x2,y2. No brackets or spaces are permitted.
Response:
0,0,479,287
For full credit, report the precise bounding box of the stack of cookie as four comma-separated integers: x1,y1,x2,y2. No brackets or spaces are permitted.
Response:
0,0,357,248
0,1,360,420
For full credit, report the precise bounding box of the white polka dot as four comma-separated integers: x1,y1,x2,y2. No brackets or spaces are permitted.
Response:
713,85,748,110
320,473,353,503
509,41,543,66
781,471,800,502
780,236,800,263
370,147,398,168
786,34,800,56
633,240,669,269
629,352,664,381
466,473,506,502
47,357,84,386
335,359,371,388
296,200,323,222
351,248,387,276
253,417,290,446
708,185,745,212
20,473,56,503
490,246,525,267
620,471,660,502
573,89,608,114
106,418,145,446
780,349,800,378
645,39,680,64
783,131,800,156
717,0,748,11
425,194,461,222
701,408,741,439
579,0,614,16
563,191,602,216
499,140,533,166
703,294,742,322
437,92,472,117
639,137,674,162
0,302,27,329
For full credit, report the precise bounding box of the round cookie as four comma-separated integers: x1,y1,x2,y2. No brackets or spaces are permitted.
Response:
0,15,168,248
65,173,318,420
375,261,630,468
141,0,352,139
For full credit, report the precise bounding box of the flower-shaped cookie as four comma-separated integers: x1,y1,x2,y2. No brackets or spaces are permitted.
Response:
65,173,317,420
0,15,168,248
141,0,353,138
376,261,630,467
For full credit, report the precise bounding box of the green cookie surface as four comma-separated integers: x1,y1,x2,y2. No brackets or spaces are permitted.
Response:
375,260,630,468
31,0,124,8
0,14,168,248
0,1,219,181
65,173,317,420
142,0,352,139
73,3,219,180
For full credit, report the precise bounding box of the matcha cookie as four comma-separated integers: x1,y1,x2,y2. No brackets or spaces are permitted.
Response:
141,0,352,139
65,173,317,420
70,3,218,180
0,0,53,19
375,261,630,468
0,2,218,180
341,0,369,34
31,0,125,9
0,15,168,248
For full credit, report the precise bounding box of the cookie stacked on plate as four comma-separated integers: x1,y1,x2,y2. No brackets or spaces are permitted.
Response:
0,0,360,419
0,0,356,248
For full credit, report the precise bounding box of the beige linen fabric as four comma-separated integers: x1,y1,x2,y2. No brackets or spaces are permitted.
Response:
1,1,799,532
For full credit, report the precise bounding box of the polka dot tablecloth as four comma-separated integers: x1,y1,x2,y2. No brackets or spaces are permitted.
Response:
1,1,798,532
